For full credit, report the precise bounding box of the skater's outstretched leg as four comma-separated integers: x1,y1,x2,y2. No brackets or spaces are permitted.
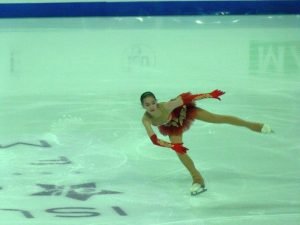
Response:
195,108,271,133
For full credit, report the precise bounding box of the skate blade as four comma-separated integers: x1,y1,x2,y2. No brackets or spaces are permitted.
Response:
191,188,207,196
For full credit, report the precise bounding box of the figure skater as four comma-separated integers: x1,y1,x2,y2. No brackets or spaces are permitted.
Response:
141,90,272,195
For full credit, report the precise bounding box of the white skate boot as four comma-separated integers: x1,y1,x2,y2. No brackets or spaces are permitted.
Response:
261,124,273,134
190,183,207,196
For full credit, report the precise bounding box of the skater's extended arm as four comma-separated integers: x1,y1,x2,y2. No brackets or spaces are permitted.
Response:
180,90,225,105
165,90,225,111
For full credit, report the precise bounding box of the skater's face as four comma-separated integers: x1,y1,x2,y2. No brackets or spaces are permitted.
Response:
143,96,158,113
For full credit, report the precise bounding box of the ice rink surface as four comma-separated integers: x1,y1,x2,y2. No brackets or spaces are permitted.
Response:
0,15,300,225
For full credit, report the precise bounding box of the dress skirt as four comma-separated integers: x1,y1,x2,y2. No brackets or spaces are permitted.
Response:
158,103,198,136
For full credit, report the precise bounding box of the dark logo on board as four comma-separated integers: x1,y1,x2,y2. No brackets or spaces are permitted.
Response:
249,41,300,75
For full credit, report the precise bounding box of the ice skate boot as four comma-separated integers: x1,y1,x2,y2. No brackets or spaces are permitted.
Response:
190,183,207,196
261,124,273,133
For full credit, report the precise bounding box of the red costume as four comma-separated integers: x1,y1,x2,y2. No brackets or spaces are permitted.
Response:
158,103,198,136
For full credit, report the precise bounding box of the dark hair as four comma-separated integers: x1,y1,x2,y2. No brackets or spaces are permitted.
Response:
140,91,156,105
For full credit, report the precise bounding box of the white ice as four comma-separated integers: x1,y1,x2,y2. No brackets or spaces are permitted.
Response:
0,15,300,225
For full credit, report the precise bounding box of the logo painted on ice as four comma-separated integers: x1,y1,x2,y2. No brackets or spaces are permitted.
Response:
0,183,127,219
31,156,72,165
0,140,51,149
32,182,122,201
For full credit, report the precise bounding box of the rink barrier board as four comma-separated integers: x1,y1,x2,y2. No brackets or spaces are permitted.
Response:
0,1,300,18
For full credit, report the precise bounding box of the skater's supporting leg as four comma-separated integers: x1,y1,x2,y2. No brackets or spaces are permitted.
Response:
195,108,264,132
169,135,205,186
176,153,205,186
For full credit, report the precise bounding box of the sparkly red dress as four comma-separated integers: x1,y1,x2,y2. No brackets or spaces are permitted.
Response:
157,102,198,136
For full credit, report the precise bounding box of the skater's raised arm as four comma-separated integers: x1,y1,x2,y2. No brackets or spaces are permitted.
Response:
164,96,183,112
164,90,225,112
180,90,225,105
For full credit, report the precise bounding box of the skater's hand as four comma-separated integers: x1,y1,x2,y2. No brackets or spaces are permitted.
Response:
209,89,225,100
171,143,188,154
